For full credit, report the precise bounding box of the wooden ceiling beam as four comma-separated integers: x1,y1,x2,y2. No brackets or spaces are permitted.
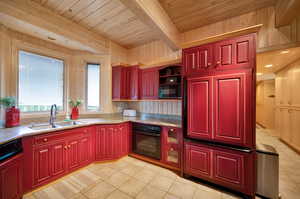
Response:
275,0,300,27
119,0,181,51
0,0,109,54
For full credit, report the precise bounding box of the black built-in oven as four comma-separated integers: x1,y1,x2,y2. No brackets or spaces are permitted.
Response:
132,123,161,160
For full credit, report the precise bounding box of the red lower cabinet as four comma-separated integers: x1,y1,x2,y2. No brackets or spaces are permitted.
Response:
184,141,255,196
23,127,94,192
95,123,130,161
0,154,23,199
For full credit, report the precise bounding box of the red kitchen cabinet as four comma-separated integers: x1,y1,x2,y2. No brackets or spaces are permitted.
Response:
184,142,255,196
215,34,255,70
161,127,182,168
187,70,254,148
33,145,52,185
183,33,255,76
213,71,253,148
23,127,94,192
183,44,213,75
112,66,140,100
51,141,67,177
140,67,159,99
0,154,23,199
112,66,123,100
187,77,213,140
95,123,129,161
184,144,212,178
95,125,115,161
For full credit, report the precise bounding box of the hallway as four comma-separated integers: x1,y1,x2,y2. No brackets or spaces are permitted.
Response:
256,128,300,199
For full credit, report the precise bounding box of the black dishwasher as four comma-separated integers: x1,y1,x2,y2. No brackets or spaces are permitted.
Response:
0,139,23,163
132,123,161,160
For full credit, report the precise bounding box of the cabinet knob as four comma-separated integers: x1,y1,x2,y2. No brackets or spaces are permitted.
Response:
170,129,174,132
68,145,71,149
170,148,174,151
217,61,221,64
64,146,68,150
43,138,48,142
208,63,211,66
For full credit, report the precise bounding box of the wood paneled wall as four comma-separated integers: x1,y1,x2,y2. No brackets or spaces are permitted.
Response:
128,40,181,66
127,6,300,66
256,80,275,131
182,6,300,52
0,25,122,124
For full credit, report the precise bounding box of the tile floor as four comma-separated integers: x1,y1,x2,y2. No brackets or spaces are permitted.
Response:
23,129,300,199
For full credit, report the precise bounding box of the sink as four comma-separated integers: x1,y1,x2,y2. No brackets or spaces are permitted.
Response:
55,121,85,127
29,121,85,130
29,124,57,130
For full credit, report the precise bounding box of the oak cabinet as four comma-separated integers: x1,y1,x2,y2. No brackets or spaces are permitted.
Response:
0,154,23,199
140,67,159,99
184,142,255,196
290,109,300,151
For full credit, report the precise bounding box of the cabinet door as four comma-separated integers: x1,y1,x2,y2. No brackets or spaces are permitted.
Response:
95,126,115,161
0,154,23,199
279,108,291,144
67,139,80,170
112,67,122,100
51,142,67,177
113,126,122,158
215,34,254,70
291,64,300,107
187,77,213,140
130,66,139,99
184,143,212,179
140,68,159,99
119,124,129,156
213,150,245,191
213,72,252,147
79,136,92,166
34,145,52,185
183,47,199,75
290,109,300,151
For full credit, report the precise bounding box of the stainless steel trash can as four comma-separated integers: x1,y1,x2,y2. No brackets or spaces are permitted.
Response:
256,143,280,199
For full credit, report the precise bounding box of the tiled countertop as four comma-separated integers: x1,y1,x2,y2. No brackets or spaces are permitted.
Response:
0,113,182,145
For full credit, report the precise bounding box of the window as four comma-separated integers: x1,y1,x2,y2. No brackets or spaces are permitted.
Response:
86,63,100,111
18,51,64,112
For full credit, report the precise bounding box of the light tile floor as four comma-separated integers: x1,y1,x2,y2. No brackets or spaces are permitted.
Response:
23,129,300,199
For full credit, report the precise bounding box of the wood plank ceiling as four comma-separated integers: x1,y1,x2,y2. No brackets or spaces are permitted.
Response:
32,0,158,48
158,0,278,32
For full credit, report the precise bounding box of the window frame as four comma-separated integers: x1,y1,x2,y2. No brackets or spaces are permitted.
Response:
85,62,101,112
17,49,66,115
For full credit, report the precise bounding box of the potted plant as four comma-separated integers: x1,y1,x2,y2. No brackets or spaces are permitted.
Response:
0,97,20,128
69,99,82,120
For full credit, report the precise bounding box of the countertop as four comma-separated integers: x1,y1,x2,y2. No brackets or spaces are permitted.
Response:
0,113,182,145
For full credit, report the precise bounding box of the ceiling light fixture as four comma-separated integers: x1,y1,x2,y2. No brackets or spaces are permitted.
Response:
280,50,289,54
47,36,56,41
264,64,273,68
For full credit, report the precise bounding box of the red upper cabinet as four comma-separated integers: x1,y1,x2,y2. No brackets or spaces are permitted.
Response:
187,77,213,140
140,67,159,99
183,45,213,75
214,34,255,70
112,66,140,100
213,71,253,148
0,154,23,199
183,33,255,76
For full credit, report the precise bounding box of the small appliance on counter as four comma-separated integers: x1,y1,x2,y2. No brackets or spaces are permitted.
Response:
123,109,137,117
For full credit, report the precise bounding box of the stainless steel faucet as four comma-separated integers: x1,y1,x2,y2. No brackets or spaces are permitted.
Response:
49,104,58,128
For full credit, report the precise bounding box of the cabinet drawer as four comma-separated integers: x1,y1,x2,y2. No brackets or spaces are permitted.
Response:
34,127,90,145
